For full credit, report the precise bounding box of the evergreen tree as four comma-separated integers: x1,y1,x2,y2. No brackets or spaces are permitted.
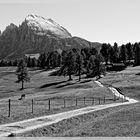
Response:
38,53,46,69
16,59,30,90
126,43,133,61
13,59,18,66
86,54,105,79
57,54,62,67
120,45,127,63
134,43,140,66
75,53,84,81
86,55,96,77
27,57,32,67
109,46,114,63
100,43,110,64
113,42,119,63
31,58,37,67
60,51,75,81
90,48,98,56
94,54,105,79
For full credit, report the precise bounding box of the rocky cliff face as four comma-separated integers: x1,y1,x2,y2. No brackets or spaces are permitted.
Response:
0,23,19,59
0,14,101,59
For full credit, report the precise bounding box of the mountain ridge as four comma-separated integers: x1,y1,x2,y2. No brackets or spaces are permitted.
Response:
0,14,101,60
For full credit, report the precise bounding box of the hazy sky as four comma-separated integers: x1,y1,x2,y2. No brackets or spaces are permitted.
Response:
0,0,140,45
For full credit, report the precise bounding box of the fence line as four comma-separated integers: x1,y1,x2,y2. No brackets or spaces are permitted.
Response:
2,95,126,118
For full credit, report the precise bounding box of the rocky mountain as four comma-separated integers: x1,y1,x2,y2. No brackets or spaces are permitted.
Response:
0,14,101,59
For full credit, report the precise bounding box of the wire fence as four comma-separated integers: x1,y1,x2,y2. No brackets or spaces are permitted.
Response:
0,95,127,118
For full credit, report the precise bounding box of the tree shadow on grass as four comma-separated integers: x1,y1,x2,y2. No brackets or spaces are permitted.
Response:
80,79,91,83
56,79,92,89
135,73,140,76
40,78,93,89
56,82,75,88
40,81,67,89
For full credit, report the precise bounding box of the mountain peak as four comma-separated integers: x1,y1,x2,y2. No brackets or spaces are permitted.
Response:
24,14,72,38
26,14,45,21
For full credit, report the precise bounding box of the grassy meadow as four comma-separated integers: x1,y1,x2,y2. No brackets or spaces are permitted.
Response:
0,66,116,124
17,66,140,137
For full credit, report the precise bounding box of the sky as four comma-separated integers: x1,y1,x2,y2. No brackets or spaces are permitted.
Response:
0,0,140,45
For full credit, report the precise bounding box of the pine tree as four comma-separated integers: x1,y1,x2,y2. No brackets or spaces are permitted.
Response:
86,54,105,79
100,43,110,64
109,46,114,63
27,57,32,67
60,51,75,81
120,45,127,63
38,53,46,69
134,43,140,66
86,55,96,77
16,59,30,90
75,53,84,81
31,58,37,67
113,42,119,63
126,43,133,61
95,54,106,79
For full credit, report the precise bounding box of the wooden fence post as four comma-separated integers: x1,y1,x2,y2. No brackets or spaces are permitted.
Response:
64,98,66,108
48,99,50,111
84,97,85,105
114,95,116,102
8,99,11,117
76,98,78,106
32,99,33,113
99,98,100,104
104,97,105,103
92,97,94,105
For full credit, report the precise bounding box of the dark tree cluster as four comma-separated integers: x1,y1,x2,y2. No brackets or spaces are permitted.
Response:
15,48,106,89
38,51,62,69
30,48,106,81
0,59,18,67
100,42,140,65
53,48,106,81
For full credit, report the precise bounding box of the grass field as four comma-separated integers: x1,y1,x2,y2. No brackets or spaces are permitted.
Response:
18,103,140,137
0,67,117,124
16,66,140,137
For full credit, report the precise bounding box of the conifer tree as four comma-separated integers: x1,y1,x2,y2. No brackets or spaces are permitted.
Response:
134,43,140,66
16,59,30,90
120,45,127,63
100,43,110,64
75,53,84,81
113,42,119,63
60,51,75,81
126,43,133,61
38,53,46,69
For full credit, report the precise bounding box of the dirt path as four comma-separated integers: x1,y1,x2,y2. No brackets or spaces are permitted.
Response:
0,81,138,137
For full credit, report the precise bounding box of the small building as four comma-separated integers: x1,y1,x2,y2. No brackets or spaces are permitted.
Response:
25,53,40,59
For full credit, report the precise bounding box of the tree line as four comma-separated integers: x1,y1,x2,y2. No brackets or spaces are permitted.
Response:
27,48,106,80
1,41,140,68
100,42,140,66
4,41,140,90
16,48,106,89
